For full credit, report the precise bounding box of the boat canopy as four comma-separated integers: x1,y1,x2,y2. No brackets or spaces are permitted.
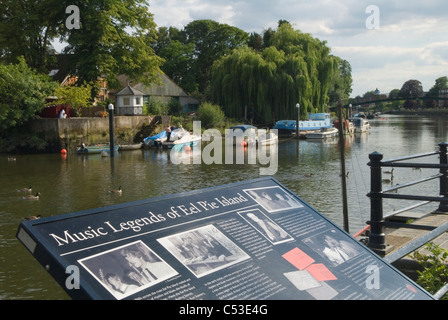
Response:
229,125,257,132
144,130,167,144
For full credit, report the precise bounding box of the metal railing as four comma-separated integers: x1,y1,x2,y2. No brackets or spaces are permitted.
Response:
366,142,448,256
366,142,448,298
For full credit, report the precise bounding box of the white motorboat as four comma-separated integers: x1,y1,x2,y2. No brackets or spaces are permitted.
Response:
305,127,339,139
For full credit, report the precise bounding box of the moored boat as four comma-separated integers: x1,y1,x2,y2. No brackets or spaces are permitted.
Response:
256,131,278,146
119,143,142,151
305,126,339,139
143,130,168,148
77,144,120,154
349,117,370,133
161,128,202,151
226,125,257,145
273,113,332,136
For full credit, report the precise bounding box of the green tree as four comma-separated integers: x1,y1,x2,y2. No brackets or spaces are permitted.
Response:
328,57,353,106
0,0,66,71
399,79,423,109
0,58,57,131
155,20,248,96
54,82,93,115
211,23,338,124
157,40,196,93
425,76,448,109
61,0,163,91
197,102,225,129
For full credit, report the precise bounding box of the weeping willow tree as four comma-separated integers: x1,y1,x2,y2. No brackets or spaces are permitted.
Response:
210,23,338,124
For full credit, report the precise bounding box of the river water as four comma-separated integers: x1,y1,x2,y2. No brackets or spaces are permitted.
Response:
1,114,447,300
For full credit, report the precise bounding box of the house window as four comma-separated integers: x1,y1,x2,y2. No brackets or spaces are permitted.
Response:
123,97,130,106
135,97,141,105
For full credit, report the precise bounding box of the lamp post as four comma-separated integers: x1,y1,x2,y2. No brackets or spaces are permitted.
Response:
108,103,115,157
296,103,300,138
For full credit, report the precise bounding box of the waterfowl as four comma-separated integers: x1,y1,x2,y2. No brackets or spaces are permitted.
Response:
23,192,40,200
24,215,43,220
109,186,122,194
304,173,313,178
382,178,393,184
17,185,32,193
384,168,394,174
8,157,16,161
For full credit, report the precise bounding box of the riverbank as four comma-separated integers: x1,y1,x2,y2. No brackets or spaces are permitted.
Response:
0,115,171,154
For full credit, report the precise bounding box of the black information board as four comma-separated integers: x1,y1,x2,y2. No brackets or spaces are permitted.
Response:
17,177,433,300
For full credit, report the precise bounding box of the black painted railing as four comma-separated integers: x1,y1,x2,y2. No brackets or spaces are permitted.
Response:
366,142,448,256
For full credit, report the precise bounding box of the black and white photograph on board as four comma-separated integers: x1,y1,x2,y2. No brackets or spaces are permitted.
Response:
78,240,178,299
157,225,250,278
243,186,303,213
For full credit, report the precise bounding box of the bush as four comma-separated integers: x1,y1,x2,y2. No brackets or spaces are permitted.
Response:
410,242,448,299
148,99,169,115
197,102,225,129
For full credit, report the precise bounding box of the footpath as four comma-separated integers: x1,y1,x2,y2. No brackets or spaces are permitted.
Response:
381,210,448,280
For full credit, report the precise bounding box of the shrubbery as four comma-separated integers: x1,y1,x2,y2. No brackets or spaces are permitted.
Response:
197,102,225,129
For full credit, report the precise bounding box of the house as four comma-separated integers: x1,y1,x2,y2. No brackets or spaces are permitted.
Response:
117,73,200,113
114,85,145,115
45,54,200,116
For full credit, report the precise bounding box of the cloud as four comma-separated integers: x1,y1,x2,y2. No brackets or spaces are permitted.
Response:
149,0,448,97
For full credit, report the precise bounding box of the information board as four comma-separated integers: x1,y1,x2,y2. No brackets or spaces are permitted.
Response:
16,177,433,300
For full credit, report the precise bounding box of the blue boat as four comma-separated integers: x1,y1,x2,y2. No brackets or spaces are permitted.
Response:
273,113,332,135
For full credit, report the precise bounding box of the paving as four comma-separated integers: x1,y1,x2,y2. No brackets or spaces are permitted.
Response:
381,210,448,281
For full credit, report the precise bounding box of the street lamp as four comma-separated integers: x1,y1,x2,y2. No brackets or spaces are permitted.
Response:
108,103,115,157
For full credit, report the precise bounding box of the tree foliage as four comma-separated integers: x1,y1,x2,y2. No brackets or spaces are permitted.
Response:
0,0,67,72
399,79,424,109
0,58,57,131
61,0,163,91
54,82,93,115
197,102,225,129
425,76,448,109
154,20,249,95
210,23,337,124
0,0,163,93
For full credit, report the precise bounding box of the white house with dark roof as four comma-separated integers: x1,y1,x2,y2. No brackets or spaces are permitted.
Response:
115,85,145,115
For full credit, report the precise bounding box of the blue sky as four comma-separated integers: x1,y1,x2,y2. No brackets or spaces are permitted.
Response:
149,0,448,97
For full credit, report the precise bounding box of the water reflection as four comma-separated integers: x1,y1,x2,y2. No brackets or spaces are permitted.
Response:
0,115,447,299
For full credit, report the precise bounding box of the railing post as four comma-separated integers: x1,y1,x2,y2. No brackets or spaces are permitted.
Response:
438,142,448,212
367,151,388,256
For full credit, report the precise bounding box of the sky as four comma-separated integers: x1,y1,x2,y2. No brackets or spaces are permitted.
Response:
148,0,448,98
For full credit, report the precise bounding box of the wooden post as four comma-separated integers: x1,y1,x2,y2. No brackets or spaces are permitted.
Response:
338,103,349,232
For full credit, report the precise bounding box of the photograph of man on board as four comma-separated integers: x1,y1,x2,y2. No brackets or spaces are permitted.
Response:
78,240,178,299
243,186,303,213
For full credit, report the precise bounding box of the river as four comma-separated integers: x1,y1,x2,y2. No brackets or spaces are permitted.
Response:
1,114,447,299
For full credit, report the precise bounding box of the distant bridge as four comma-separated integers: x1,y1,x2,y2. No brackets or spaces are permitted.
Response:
344,95,448,108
